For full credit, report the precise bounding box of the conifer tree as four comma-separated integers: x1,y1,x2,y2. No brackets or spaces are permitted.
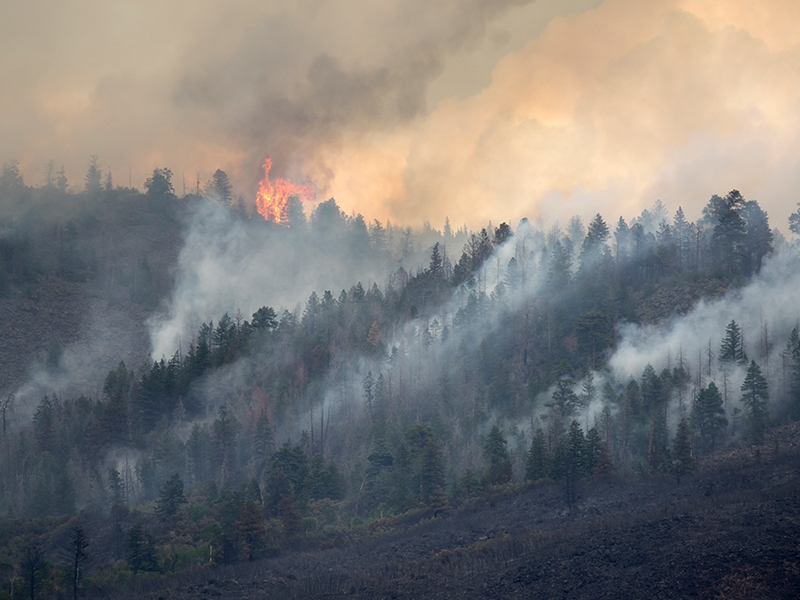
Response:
236,501,266,561
692,381,728,453
720,320,748,366
483,425,512,485
783,327,800,418
155,473,187,519
740,360,769,444
672,418,694,484
420,438,445,503
126,525,159,573
525,428,549,482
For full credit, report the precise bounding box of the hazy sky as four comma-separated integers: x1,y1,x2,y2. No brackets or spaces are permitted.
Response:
2,0,799,230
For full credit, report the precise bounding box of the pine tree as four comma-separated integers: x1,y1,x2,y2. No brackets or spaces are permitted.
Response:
580,213,610,268
584,426,603,474
84,156,102,194
691,381,728,453
482,425,512,485
108,468,125,506
784,327,800,419
278,494,302,539
236,501,266,561
155,473,187,519
253,411,275,465
525,428,549,482
564,421,586,505
209,169,233,205
420,438,445,503
740,360,769,444
126,525,159,573
720,320,748,366
672,418,694,484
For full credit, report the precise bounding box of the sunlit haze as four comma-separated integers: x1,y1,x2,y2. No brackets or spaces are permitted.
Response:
2,0,799,229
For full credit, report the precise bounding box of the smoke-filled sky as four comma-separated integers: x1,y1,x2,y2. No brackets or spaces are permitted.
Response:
3,0,800,229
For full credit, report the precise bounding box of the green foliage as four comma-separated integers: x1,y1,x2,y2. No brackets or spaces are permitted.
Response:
741,360,769,445
672,418,694,483
525,428,549,482
692,381,727,453
126,525,159,573
156,473,187,519
482,425,512,485
720,320,748,366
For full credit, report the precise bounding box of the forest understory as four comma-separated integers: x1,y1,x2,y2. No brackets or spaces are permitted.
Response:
113,423,800,600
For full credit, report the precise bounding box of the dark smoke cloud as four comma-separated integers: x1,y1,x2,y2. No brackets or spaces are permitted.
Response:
171,0,537,183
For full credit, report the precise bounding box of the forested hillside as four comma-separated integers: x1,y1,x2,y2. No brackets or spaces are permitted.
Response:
1,159,800,598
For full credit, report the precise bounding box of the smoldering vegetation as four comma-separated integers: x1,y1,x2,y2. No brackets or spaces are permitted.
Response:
1,164,800,597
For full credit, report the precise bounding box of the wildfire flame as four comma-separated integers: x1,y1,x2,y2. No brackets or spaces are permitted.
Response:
255,157,314,224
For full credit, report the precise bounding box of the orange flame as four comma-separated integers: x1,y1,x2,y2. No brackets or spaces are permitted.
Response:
255,157,314,224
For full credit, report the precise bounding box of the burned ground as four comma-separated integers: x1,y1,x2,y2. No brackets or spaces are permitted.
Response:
113,424,800,599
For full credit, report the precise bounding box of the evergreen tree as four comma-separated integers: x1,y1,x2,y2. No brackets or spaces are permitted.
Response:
211,406,240,483
691,381,728,453
108,468,125,506
672,207,691,270
720,320,748,366
548,239,573,288
525,428,549,482
420,437,445,503
564,421,586,505
547,361,581,425
710,190,747,274
236,501,266,561
126,525,159,573
740,360,769,444
672,417,694,483
144,168,175,200
391,443,413,512
155,473,187,519
783,327,800,419
584,426,603,474
482,425,512,485
278,494,302,539
84,156,102,195
253,411,275,466
580,213,610,267
271,443,309,497
741,200,773,275
790,202,800,235
209,169,233,205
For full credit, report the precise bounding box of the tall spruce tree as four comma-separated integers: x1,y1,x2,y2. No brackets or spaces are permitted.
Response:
740,360,769,445
525,428,549,482
692,381,728,453
483,425,512,485
720,320,748,366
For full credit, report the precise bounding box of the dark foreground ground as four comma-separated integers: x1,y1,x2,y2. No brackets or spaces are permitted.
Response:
117,425,800,600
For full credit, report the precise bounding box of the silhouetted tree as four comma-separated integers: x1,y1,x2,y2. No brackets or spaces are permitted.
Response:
209,169,233,204
66,526,90,600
